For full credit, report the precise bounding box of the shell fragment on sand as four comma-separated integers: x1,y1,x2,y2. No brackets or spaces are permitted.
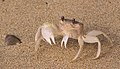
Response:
5,34,22,45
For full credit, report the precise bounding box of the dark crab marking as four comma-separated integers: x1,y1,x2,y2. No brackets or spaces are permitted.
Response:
5,34,22,45
61,16,80,24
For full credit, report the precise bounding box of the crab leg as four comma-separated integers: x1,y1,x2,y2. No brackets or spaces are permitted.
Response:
35,38,42,51
87,30,112,46
61,35,69,48
93,40,101,59
35,26,41,43
82,35,101,59
72,36,84,61
35,26,42,51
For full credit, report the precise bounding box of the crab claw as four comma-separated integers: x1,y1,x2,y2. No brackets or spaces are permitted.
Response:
61,35,69,48
51,35,56,44
87,30,113,46
82,35,101,59
41,25,56,45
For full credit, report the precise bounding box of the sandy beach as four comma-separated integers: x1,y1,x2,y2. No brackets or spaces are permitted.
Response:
0,0,120,69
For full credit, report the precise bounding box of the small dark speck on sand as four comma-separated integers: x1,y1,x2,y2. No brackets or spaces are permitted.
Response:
2,0,5,2
45,2,48,5
109,1,111,3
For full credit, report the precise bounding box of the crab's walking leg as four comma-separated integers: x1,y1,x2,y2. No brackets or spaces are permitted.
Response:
35,27,41,43
87,30,113,46
35,38,42,51
61,35,69,48
82,35,101,59
72,36,84,61
93,40,101,59
35,27,42,51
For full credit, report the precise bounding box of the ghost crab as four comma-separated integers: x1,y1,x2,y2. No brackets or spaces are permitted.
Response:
35,16,112,61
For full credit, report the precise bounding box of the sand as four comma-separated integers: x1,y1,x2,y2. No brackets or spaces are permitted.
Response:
0,0,120,69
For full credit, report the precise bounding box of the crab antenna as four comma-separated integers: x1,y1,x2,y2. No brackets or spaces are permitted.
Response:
61,16,65,21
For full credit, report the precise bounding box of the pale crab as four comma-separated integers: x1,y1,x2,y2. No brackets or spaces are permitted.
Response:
35,16,112,61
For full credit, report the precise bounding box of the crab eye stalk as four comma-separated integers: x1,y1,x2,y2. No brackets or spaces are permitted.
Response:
61,16,65,21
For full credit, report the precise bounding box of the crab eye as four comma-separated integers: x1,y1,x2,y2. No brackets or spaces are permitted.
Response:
61,16,65,21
